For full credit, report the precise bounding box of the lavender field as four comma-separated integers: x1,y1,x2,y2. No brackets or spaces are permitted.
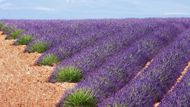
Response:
1,18,190,107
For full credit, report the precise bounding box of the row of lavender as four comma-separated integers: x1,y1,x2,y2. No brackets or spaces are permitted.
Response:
56,19,190,107
159,69,190,107
50,19,189,82
1,19,190,107
59,20,190,107
2,19,132,52
98,28,190,107
63,23,181,103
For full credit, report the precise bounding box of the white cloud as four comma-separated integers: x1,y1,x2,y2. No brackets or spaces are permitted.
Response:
125,0,141,5
66,0,97,4
0,2,14,10
0,0,55,11
0,0,6,3
0,2,55,12
66,0,72,3
163,12,190,16
33,7,55,11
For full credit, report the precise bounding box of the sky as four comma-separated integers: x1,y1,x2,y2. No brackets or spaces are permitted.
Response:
0,0,190,19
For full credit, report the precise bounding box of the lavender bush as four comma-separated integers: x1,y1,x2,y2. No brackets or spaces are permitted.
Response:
50,19,169,82
99,29,190,107
58,23,184,106
159,69,190,107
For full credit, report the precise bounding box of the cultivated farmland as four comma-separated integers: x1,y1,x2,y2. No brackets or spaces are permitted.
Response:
1,18,190,107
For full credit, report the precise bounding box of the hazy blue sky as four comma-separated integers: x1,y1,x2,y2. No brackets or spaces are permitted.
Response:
0,0,190,19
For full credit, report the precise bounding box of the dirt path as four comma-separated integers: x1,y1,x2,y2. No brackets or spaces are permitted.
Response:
0,32,76,107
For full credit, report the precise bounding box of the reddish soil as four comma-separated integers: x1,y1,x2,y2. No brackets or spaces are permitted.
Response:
0,32,76,107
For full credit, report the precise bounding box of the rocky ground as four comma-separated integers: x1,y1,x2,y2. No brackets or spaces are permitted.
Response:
0,32,76,107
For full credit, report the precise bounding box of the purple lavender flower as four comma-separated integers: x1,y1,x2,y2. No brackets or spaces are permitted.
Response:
159,69,190,107
58,24,183,106
50,20,168,82
99,29,190,107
